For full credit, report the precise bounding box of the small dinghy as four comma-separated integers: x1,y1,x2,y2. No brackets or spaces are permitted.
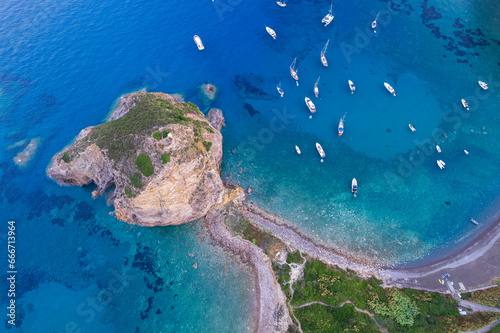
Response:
290,58,299,83
314,76,320,98
409,124,416,132
316,142,325,159
193,35,204,50
464,149,469,155
478,81,488,90
295,145,301,154
277,82,284,97
469,218,478,226
276,0,286,7
305,97,316,113
461,99,469,110
384,82,396,96
321,2,334,27
437,160,445,169
348,80,355,94
266,26,276,39
372,12,380,32
436,145,441,153
320,40,329,67
351,178,357,198
338,118,344,136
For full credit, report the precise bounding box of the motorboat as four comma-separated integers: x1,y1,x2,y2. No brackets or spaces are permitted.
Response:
316,143,325,158
478,81,488,90
338,118,344,136
461,99,469,110
348,80,355,93
409,124,416,132
266,26,276,39
437,160,445,169
469,218,478,225
320,40,329,67
305,97,316,113
321,2,334,27
384,82,396,96
276,0,286,7
193,35,204,50
314,76,320,98
372,12,380,32
277,82,284,97
290,58,299,82
295,145,301,154
464,149,469,155
351,178,357,198
436,145,441,153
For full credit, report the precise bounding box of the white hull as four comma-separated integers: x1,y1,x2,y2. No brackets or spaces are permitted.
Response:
348,80,355,93
436,145,441,153
437,160,445,169
305,97,316,113
351,178,357,197
478,81,488,90
193,35,204,50
464,150,469,155
266,27,276,39
316,143,325,158
322,14,333,26
461,99,469,110
338,118,344,136
321,53,328,67
409,124,416,132
295,145,301,154
384,82,395,96
276,1,286,7
314,84,319,98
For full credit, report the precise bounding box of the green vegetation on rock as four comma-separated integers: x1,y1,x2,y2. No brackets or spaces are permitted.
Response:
162,130,169,138
161,153,170,164
135,153,154,177
125,187,136,198
202,141,212,152
62,153,70,163
130,172,142,189
462,284,500,308
152,131,162,140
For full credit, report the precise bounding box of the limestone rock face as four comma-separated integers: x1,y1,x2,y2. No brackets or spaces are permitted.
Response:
47,91,225,226
207,108,225,131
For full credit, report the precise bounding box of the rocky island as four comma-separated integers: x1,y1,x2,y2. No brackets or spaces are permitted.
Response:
47,91,227,226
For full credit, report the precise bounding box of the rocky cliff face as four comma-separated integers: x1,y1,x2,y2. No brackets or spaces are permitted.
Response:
47,91,225,226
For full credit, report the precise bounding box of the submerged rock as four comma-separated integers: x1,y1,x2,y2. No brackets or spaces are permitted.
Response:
198,83,219,107
47,92,225,226
14,138,41,167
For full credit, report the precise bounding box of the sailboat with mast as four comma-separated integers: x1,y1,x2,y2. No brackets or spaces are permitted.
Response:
290,58,299,84
314,76,320,98
321,40,329,67
321,2,334,27
372,12,380,33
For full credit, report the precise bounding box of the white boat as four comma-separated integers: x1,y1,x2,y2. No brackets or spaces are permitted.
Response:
437,160,446,169
338,118,344,136
320,40,329,67
305,97,316,113
321,2,334,27
384,82,396,96
277,82,284,97
461,99,469,110
266,26,276,39
351,178,357,198
193,35,204,50
469,218,478,226
276,0,286,7
314,76,320,98
290,58,299,82
436,145,441,153
478,81,488,90
372,12,380,32
464,149,469,155
409,124,416,132
348,80,355,93
295,145,301,154
316,143,325,158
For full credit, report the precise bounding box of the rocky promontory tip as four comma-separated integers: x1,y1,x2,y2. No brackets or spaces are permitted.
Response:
47,91,226,226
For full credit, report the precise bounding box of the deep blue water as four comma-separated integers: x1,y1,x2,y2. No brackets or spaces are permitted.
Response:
1,0,500,330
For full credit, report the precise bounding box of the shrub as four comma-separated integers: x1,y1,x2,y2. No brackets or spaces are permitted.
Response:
161,153,170,164
152,131,161,140
125,187,136,198
130,173,142,188
62,153,70,163
162,130,169,138
202,141,212,152
135,153,154,176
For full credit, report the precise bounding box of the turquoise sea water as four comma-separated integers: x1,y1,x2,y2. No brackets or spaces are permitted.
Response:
1,0,500,330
